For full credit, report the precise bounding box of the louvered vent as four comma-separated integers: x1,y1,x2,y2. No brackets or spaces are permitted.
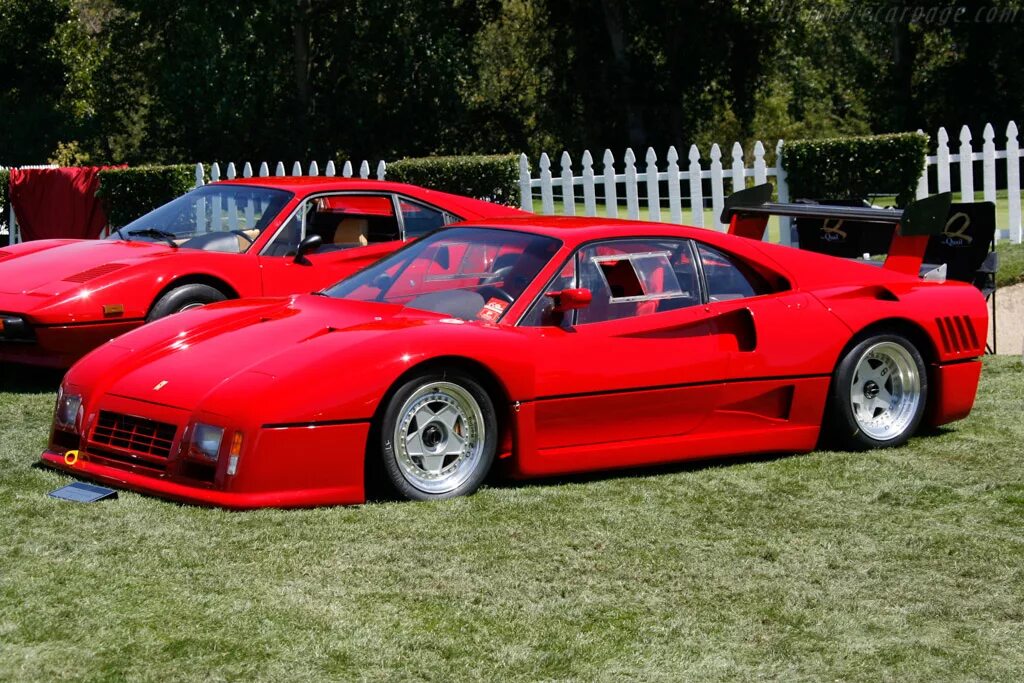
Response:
935,315,980,354
0,250,11,260
63,263,128,283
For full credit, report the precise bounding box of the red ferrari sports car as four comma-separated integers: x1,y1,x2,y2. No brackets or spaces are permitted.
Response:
0,177,522,367
40,189,987,508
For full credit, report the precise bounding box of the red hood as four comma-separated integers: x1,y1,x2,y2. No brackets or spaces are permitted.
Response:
0,239,175,296
95,296,455,411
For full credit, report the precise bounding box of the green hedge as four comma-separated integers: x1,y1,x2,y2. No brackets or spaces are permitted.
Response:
96,165,196,227
783,132,929,207
387,154,521,206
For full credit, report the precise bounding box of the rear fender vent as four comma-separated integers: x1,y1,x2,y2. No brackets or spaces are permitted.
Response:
63,263,128,283
935,315,979,354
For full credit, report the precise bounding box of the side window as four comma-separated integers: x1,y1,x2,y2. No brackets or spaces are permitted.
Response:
522,238,701,326
400,198,450,238
697,244,771,301
264,194,401,257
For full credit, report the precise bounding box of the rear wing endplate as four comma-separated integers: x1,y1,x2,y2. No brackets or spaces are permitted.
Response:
721,183,953,276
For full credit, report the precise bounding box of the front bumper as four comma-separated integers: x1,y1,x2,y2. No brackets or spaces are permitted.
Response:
40,419,371,510
0,318,141,368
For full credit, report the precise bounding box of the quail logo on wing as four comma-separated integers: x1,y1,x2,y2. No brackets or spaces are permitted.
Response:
941,212,972,247
819,218,848,242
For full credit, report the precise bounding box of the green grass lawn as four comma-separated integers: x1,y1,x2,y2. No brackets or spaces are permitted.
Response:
996,241,1024,288
2,359,1023,681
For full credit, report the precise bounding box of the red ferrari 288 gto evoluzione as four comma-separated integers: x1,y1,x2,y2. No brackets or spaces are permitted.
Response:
40,187,987,508
0,177,523,367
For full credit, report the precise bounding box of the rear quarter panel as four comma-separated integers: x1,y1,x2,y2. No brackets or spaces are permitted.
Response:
809,280,988,363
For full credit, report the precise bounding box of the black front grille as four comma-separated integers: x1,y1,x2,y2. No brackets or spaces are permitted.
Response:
91,411,178,459
89,446,168,474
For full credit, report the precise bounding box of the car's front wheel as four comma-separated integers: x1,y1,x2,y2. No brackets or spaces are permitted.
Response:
147,283,227,322
378,371,497,501
828,333,927,449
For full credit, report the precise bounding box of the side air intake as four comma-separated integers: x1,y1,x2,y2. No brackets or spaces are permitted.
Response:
935,315,980,354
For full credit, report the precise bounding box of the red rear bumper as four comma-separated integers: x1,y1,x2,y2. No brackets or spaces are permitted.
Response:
927,359,983,426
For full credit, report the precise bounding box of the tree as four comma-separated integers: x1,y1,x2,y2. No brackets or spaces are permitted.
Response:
0,0,75,164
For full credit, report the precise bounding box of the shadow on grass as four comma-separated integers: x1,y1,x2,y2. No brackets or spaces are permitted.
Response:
486,450,801,494
0,364,64,394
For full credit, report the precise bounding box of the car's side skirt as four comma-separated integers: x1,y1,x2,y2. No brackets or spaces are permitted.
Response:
511,375,830,478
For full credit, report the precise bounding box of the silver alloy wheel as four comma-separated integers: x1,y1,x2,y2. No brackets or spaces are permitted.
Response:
393,381,486,494
849,341,922,441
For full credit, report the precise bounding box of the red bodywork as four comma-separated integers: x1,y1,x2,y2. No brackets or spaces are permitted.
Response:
41,217,988,508
0,178,523,367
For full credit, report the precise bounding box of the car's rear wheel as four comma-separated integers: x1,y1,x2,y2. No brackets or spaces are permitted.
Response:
828,333,927,449
378,371,497,501
147,284,227,322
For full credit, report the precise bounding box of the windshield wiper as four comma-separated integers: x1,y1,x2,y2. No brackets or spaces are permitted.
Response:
127,228,179,248
112,227,127,241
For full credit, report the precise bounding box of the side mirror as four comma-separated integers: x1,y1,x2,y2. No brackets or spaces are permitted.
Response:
294,234,323,263
546,288,592,313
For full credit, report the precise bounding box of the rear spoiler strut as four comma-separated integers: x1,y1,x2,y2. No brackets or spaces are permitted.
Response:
721,183,953,277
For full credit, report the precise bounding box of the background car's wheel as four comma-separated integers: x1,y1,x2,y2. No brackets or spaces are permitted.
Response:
147,284,227,322
377,370,497,501
828,333,927,450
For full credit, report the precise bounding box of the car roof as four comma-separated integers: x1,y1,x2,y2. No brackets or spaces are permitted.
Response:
214,177,524,219
451,215,737,247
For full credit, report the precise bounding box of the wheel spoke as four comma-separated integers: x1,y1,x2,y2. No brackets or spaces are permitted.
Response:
444,430,466,457
875,385,893,410
404,429,426,457
435,405,462,432
413,404,438,424
418,453,447,474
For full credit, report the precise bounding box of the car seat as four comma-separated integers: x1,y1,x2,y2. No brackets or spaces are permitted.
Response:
333,218,369,247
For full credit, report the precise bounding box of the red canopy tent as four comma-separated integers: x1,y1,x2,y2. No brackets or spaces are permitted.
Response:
8,166,116,241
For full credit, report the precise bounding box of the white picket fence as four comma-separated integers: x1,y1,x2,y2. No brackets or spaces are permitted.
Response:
519,140,792,241
916,122,1022,243
520,121,1024,245
193,158,387,187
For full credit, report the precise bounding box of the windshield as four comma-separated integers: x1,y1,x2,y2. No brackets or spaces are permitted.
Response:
325,227,561,322
111,184,292,253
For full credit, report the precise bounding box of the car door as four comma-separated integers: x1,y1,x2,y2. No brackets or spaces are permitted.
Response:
521,238,728,459
692,241,851,433
256,193,405,296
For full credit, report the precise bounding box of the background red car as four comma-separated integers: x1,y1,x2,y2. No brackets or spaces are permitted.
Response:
40,202,987,509
0,177,523,367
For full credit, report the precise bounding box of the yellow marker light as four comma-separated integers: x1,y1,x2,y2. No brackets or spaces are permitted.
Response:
0,319,5,332
64,450,80,466
102,304,125,317
226,432,243,476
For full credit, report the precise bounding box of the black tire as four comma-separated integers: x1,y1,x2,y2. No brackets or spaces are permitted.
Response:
147,283,228,322
827,333,927,450
376,370,498,501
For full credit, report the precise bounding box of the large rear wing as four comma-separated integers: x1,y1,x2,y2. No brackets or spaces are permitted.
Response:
721,183,953,277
